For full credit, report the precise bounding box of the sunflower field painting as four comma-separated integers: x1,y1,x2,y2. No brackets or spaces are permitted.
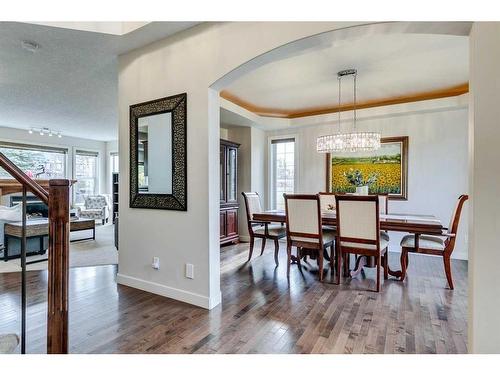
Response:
326,136,408,200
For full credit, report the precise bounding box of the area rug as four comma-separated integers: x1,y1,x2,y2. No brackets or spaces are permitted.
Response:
0,224,118,273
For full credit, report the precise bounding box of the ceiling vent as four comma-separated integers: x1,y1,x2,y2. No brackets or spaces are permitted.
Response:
21,40,40,53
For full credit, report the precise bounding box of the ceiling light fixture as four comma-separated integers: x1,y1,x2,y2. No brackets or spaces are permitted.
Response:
28,127,62,138
317,69,381,153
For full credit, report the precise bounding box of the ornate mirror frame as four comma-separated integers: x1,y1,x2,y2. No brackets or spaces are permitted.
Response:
129,93,187,210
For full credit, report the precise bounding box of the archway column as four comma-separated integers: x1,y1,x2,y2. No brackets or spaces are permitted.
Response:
468,22,500,353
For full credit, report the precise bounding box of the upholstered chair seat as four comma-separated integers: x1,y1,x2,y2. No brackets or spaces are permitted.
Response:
291,230,335,245
380,231,390,242
254,224,287,237
400,234,445,251
341,236,389,251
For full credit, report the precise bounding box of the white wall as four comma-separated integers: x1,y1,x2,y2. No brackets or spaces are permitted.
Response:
267,97,469,260
0,125,109,196
468,22,500,354
116,22,358,309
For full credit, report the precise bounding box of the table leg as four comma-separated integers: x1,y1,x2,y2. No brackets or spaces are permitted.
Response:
391,233,420,280
350,255,367,277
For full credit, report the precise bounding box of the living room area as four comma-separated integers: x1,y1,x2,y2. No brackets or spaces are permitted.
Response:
0,22,120,273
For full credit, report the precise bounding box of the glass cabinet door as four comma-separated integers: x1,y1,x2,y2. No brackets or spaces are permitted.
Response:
220,145,226,202
226,147,237,202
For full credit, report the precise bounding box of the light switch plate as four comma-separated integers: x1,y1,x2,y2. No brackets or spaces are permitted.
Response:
185,263,194,279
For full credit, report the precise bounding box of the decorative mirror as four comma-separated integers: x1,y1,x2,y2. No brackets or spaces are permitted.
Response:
130,93,187,210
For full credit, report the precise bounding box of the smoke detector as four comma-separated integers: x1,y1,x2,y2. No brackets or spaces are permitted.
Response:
21,40,40,53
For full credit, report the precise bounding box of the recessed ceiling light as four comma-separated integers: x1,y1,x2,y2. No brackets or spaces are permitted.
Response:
21,40,40,53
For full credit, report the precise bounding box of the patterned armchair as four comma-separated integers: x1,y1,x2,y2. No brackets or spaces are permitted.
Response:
78,195,109,225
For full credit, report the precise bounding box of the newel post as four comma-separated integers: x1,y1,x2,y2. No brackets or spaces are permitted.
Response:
47,179,70,354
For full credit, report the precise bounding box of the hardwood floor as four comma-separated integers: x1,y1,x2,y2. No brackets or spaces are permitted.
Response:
0,240,467,354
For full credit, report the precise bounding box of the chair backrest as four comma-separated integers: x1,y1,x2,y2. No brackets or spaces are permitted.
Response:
377,194,389,215
85,195,107,209
284,194,322,245
447,194,469,235
318,192,336,212
335,194,380,247
241,192,263,232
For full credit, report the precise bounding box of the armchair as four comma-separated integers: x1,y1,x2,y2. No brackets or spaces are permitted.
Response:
78,195,109,225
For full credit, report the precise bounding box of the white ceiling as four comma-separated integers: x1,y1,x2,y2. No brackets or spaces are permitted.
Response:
224,33,469,114
0,21,200,141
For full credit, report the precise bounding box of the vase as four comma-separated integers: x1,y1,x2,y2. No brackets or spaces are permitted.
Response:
355,186,369,195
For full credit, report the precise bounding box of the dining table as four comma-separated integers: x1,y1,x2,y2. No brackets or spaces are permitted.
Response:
253,209,444,278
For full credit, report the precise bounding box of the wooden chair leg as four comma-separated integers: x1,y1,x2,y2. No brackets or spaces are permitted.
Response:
296,248,303,272
400,248,409,281
383,251,389,280
273,238,279,266
329,243,335,269
287,244,292,278
376,254,381,292
260,237,266,256
318,250,324,282
336,245,341,285
343,253,350,277
248,236,255,261
443,254,454,290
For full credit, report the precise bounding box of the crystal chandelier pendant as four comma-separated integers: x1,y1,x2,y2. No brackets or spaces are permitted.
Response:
316,69,381,153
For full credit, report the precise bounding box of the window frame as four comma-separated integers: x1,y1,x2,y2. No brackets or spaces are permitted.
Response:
268,134,299,210
73,148,100,205
0,141,68,179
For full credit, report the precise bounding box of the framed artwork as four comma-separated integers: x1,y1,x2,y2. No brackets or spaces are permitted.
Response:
326,136,408,200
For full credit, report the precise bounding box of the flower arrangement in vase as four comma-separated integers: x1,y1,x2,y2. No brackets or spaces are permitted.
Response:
343,168,379,195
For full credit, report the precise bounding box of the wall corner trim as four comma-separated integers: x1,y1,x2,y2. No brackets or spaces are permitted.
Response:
117,273,219,310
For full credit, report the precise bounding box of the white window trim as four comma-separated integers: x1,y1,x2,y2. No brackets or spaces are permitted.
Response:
0,139,70,179
72,147,100,205
267,134,299,210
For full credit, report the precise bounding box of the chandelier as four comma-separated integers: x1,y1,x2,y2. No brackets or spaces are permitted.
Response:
317,69,380,153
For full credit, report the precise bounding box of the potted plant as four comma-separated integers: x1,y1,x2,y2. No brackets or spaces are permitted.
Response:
343,168,379,195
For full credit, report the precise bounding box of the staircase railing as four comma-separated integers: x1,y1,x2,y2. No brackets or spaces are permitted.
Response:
0,152,70,354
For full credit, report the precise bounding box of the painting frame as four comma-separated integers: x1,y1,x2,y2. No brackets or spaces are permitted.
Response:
326,136,408,200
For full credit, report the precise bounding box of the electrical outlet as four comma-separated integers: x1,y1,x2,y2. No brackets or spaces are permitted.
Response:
152,257,160,270
185,263,194,279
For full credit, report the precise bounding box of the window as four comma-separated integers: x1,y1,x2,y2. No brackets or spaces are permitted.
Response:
270,138,296,210
74,150,99,204
0,142,66,179
110,152,119,173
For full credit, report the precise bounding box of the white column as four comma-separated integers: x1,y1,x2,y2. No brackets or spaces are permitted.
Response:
469,22,500,353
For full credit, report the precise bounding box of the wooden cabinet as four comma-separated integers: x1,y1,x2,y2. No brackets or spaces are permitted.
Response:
220,139,240,245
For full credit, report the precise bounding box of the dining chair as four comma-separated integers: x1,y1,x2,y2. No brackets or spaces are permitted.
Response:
242,192,286,265
377,194,390,243
335,194,389,292
399,194,468,290
284,194,335,282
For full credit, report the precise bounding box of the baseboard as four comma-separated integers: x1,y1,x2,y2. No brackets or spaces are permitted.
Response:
116,273,220,310
239,235,250,242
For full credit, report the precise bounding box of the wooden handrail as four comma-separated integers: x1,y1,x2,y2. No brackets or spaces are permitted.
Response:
0,152,49,204
47,179,70,354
